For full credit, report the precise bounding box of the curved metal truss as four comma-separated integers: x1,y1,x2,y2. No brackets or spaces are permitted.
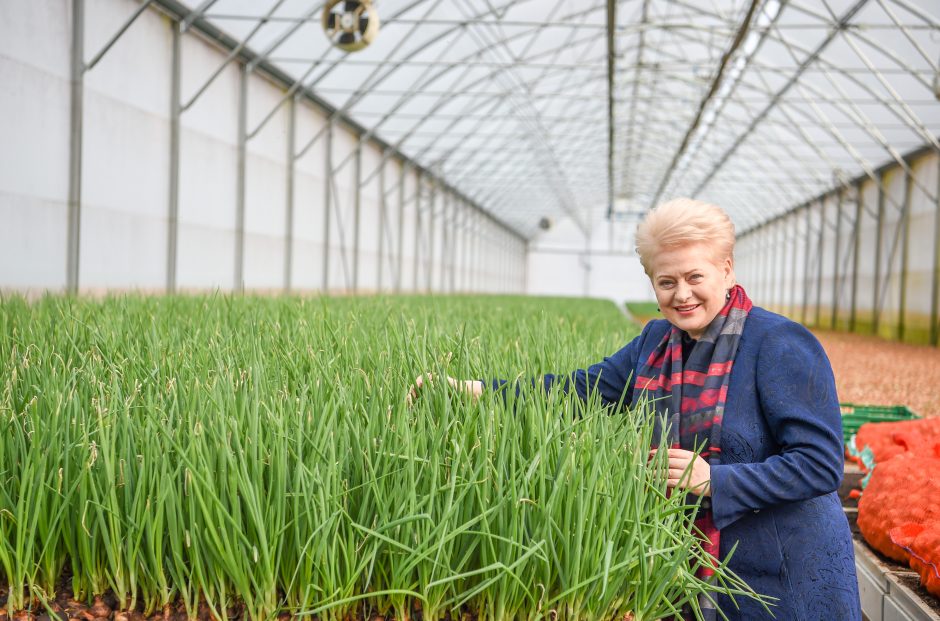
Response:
159,0,940,238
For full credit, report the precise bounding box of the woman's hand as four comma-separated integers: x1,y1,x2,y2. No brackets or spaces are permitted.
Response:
407,373,483,405
649,448,712,496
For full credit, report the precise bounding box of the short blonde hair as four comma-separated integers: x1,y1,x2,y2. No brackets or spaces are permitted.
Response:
635,198,735,275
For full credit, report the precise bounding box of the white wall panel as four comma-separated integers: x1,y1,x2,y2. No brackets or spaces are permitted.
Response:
0,1,70,78
242,70,289,290
0,3,70,290
292,103,328,291
180,36,239,144
0,194,68,289
177,130,238,289
80,27,171,289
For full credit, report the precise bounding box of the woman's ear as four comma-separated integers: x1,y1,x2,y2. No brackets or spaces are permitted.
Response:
724,257,736,288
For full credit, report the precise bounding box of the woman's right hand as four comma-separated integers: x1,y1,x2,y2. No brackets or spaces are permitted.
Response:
407,373,483,406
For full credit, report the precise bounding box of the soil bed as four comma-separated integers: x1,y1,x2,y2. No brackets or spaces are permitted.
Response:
812,329,940,418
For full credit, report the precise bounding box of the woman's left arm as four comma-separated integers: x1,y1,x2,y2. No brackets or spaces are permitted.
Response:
708,322,844,531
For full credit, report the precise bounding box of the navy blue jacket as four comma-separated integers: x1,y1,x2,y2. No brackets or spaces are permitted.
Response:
531,307,861,620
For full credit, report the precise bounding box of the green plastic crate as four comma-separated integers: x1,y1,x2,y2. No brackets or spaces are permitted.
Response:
839,403,920,445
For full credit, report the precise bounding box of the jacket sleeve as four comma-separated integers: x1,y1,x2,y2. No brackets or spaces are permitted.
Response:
487,320,654,409
708,321,844,530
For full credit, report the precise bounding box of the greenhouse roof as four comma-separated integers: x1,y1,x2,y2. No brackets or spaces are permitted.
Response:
157,0,940,238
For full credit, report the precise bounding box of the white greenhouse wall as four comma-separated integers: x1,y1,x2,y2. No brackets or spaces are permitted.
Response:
0,0,526,296
738,148,940,345
526,217,652,305
0,2,71,289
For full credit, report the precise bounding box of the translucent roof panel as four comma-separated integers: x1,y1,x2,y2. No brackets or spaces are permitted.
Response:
175,0,940,237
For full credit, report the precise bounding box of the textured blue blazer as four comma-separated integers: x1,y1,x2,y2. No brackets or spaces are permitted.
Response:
537,307,861,620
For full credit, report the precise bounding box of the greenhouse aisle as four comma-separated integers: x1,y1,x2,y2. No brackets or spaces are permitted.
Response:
813,330,940,419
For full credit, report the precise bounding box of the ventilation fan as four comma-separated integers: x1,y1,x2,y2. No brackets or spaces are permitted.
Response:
322,0,380,52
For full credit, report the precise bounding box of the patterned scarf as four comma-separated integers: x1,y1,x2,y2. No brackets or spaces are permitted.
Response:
633,284,752,621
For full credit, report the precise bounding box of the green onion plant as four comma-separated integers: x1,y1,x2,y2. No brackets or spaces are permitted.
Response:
0,294,770,620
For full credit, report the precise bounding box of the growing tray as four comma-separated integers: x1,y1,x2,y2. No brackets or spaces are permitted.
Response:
840,403,920,445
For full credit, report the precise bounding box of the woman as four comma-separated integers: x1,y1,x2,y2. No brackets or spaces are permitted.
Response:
414,198,861,620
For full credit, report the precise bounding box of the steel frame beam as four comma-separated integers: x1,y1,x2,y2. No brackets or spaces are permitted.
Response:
397,163,406,292
377,150,387,293
322,119,333,291
932,154,940,346
873,171,885,335
66,0,84,294
832,188,844,329
284,95,296,292
801,203,813,325
167,23,181,293
234,63,247,292
352,142,362,293
898,170,912,341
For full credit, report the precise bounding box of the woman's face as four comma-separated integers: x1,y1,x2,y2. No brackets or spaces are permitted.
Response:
648,242,735,340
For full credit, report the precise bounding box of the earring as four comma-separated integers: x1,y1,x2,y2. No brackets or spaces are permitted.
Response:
725,290,731,301
656,306,660,312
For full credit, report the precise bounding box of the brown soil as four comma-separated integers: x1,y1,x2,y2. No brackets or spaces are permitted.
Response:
0,574,480,621
812,329,940,418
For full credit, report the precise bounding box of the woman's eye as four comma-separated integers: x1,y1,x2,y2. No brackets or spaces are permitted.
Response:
658,281,674,289
689,274,703,282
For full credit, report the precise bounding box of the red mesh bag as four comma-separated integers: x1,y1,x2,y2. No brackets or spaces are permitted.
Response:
890,523,940,597
856,451,940,565
853,418,940,469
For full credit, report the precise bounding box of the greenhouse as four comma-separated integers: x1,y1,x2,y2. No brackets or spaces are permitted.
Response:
2,1,940,620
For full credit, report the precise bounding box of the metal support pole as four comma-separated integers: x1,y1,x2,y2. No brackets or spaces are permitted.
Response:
475,213,481,293
850,182,863,333
899,170,913,341
413,172,422,292
874,172,885,335
427,181,436,293
66,0,85,294
763,225,771,304
439,191,448,292
446,192,455,292
451,198,458,292
763,226,770,309
802,204,812,325
284,94,296,292
322,119,333,292
235,63,248,292
352,142,362,293
396,163,405,293
524,239,530,294
167,21,181,293
790,211,799,318
377,152,386,292
932,155,940,346
815,200,826,327
465,200,472,292
832,189,843,329
777,219,785,312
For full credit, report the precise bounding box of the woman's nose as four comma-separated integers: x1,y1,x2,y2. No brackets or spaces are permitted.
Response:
674,283,692,301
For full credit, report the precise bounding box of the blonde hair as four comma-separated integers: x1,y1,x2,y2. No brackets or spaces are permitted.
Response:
635,198,735,275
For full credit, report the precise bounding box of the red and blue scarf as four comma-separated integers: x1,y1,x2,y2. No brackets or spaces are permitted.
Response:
633,284,752,620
